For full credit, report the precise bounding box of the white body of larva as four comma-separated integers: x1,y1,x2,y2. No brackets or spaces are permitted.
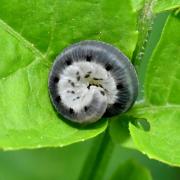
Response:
48,40,138,124
59,61,118,110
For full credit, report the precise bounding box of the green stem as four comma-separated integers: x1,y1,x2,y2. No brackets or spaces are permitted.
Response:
78,128,114,180
132,0,155,70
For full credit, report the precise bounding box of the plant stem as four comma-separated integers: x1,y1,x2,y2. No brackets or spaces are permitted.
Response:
78,128,114,180
132,0,156,70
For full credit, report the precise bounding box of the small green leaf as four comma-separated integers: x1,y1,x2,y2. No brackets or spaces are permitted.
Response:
128,13,180,166
0,0,138,149
110,159,152,180
154,0,180,13
109,115,135,148
109,116,130,144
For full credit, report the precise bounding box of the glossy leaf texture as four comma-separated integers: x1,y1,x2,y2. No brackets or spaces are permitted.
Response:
110,159,152,180
131,0,145,11
154,0,180,13
0,0,138,60
129,13,180,166
0,0,138,149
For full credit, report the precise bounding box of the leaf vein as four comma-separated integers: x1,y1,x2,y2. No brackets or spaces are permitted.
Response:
0,18,45,59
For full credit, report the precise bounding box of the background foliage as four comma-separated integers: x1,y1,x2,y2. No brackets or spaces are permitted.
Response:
0,0,180,179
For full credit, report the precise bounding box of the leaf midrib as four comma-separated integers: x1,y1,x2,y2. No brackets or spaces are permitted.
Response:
0,19,45,58
0,18,52,80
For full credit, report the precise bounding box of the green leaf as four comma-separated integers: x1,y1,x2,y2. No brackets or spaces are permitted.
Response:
0,0,138,60
0,0,138,149
110,159,152,180
109,115,135,148
154,0,180,13
131,0,145,11
0,141,94,180
128,13,180,166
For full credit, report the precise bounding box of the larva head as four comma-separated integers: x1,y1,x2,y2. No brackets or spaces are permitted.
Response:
48,40,138,124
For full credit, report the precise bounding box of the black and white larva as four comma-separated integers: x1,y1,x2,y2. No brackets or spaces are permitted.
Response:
48,40,138,124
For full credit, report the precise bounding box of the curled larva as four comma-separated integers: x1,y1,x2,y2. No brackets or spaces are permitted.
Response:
48,40,138,124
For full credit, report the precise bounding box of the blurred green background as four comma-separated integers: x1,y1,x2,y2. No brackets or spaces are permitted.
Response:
0,12,179,180
0,135,179,180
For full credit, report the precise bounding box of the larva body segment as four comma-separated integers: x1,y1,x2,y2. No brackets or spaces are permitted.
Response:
48,40,138,124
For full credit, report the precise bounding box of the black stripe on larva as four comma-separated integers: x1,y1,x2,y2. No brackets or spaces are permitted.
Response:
77,76,80,81
84,106,88,112
100,91,105,96
66,58,72,65
104,102,126,117
93,77,103,81
67,90,75,94
71,82,75,87
48,40,138,124
86,55,92,61
72,96,80,101
68,80,75,87
117,83,124,90
69,108,74,114
105,64,112,71
55,96,61,103
84,74,90,78
114,102,126,109
53,77,59,83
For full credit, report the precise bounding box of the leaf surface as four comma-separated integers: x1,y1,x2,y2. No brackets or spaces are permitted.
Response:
129,13,180,166
154,0,180,13
0,0,138,149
